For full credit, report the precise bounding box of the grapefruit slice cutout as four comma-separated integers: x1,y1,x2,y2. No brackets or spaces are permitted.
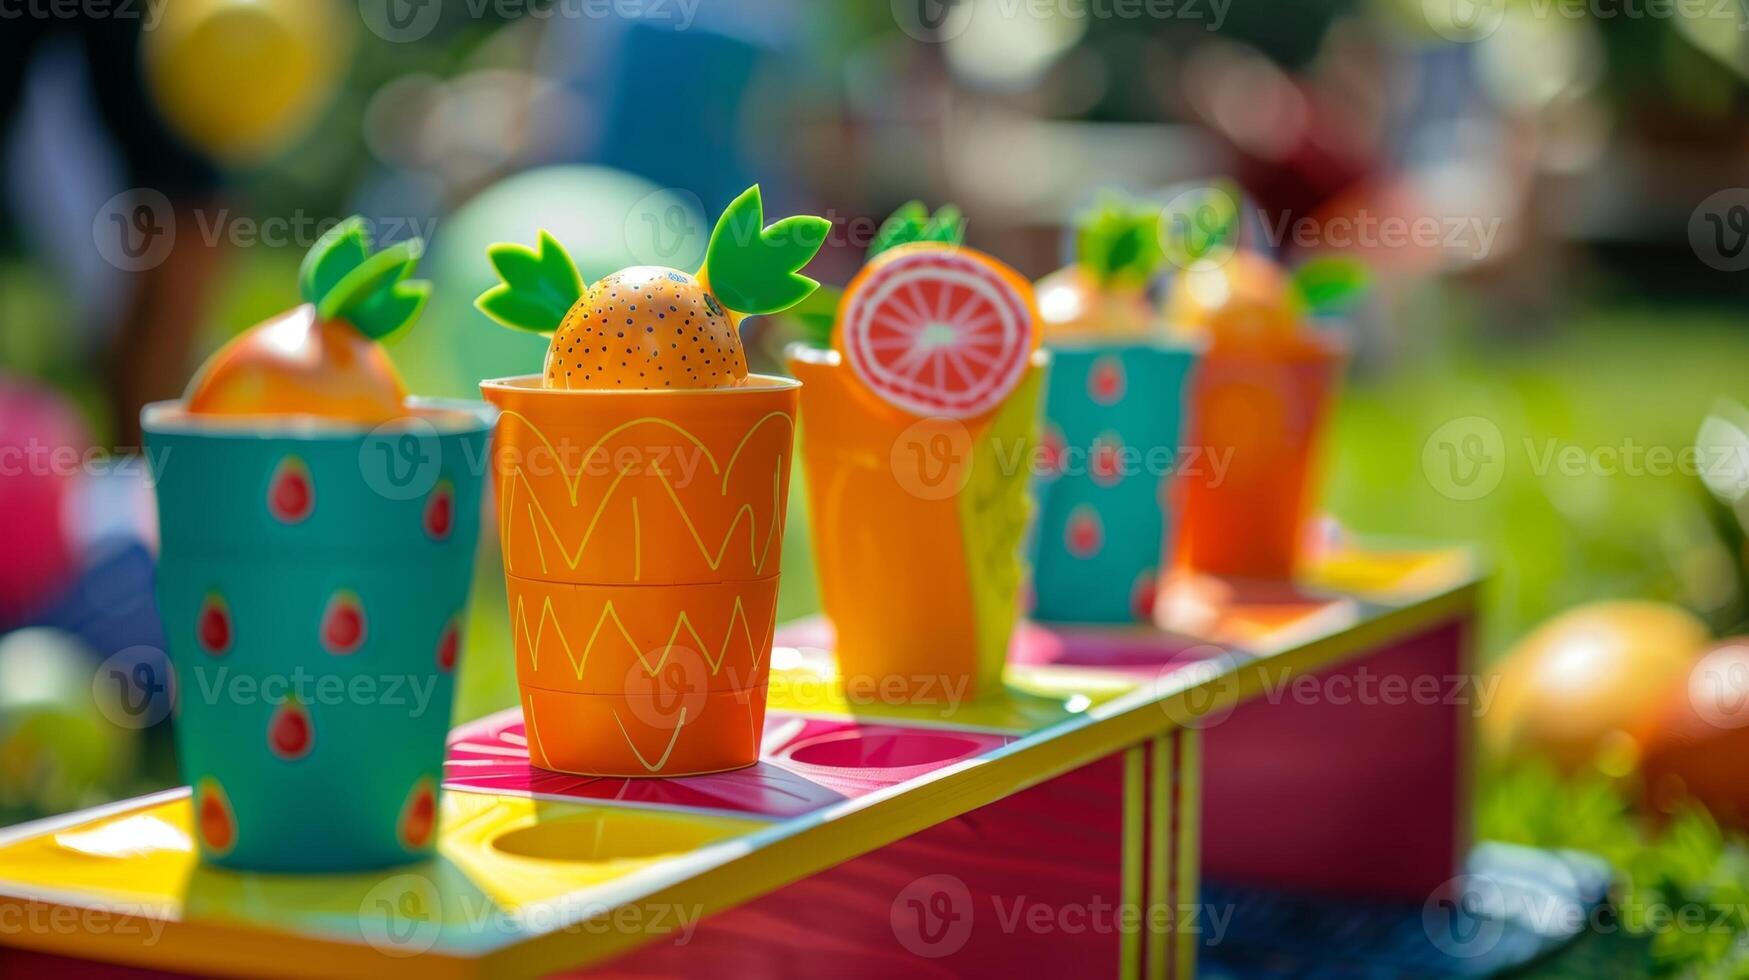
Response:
836,244,1039,420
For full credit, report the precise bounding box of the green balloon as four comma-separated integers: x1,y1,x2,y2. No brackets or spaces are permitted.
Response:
389,167,709,399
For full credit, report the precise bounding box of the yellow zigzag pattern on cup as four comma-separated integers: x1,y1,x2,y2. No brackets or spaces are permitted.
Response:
521,694,693,774
497,411,793,580
514,590,780,679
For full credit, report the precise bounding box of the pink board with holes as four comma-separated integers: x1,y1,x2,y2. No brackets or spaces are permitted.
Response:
445,710,1013,819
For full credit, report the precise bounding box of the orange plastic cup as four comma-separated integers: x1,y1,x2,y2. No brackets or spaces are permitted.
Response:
1174,337,1343,580
789,346,1046,705
480,375,799,776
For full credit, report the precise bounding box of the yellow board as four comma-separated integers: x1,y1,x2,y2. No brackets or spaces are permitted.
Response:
0,789,767,970
0,545,1480,977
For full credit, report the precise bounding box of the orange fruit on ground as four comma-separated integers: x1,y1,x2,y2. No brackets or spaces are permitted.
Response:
1635,639,1749,827
184,304,408,423
1036,264,1154,338
1482,600,1710,773
1165,250,1299,349
834,243,1040,420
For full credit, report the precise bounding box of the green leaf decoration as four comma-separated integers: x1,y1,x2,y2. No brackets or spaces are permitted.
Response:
1160,181,1242,268
1074,198,1163,287
474,231,585,334
1291,256,1371,316
869,200,966,258
704,185,830,317
300,218,370,309
780,283,842,348
298,217,431,340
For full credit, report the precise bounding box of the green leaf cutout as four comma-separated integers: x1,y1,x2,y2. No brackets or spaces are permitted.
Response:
1291,256,1371,316
299,217,431,340
780,283,843,348
704,185,830,316
1074,198,1163,287
869,201,966,258
474,231,585,334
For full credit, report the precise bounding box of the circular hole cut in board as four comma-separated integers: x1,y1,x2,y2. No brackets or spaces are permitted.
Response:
784,730,984,769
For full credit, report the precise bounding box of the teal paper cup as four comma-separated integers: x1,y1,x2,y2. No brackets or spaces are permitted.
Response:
142,400,492,872
1030,342,1199,623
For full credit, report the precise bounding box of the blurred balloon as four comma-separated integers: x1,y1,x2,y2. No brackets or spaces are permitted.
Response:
395,167,707,398
0,376,88,627
1636,639,1749,827
142,0,353,165
1482,600,1710,774
0,628,136,815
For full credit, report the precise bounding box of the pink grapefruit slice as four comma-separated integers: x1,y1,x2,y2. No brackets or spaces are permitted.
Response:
835,243,1039,420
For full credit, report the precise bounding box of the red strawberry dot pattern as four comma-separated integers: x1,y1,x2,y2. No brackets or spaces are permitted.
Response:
424,479,454,541
399,777,437,851
1131,569,1158,621
1039,424,1066,478
436,619,460,673
1066,504,1104,558
268,698,314,761
196,778,237,856
1090,432,1124,487
197,592,232,656
267,456,314,524
321,590,367,655
1088,355,1126,406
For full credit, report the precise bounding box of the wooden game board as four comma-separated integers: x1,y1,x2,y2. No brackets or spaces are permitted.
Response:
0,547,1479,978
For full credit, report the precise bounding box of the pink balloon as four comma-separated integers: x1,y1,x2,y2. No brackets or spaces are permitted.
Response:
0,376,88,624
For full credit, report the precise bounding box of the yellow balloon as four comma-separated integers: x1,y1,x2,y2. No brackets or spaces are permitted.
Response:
143,0,352,164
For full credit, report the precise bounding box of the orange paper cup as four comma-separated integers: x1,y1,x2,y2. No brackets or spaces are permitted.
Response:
789,346,1045,704
1173,337,1343,581
481,375,798,777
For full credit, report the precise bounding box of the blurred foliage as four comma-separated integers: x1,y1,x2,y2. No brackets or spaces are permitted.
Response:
1484,762,1749,977
1325,293,1749,655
